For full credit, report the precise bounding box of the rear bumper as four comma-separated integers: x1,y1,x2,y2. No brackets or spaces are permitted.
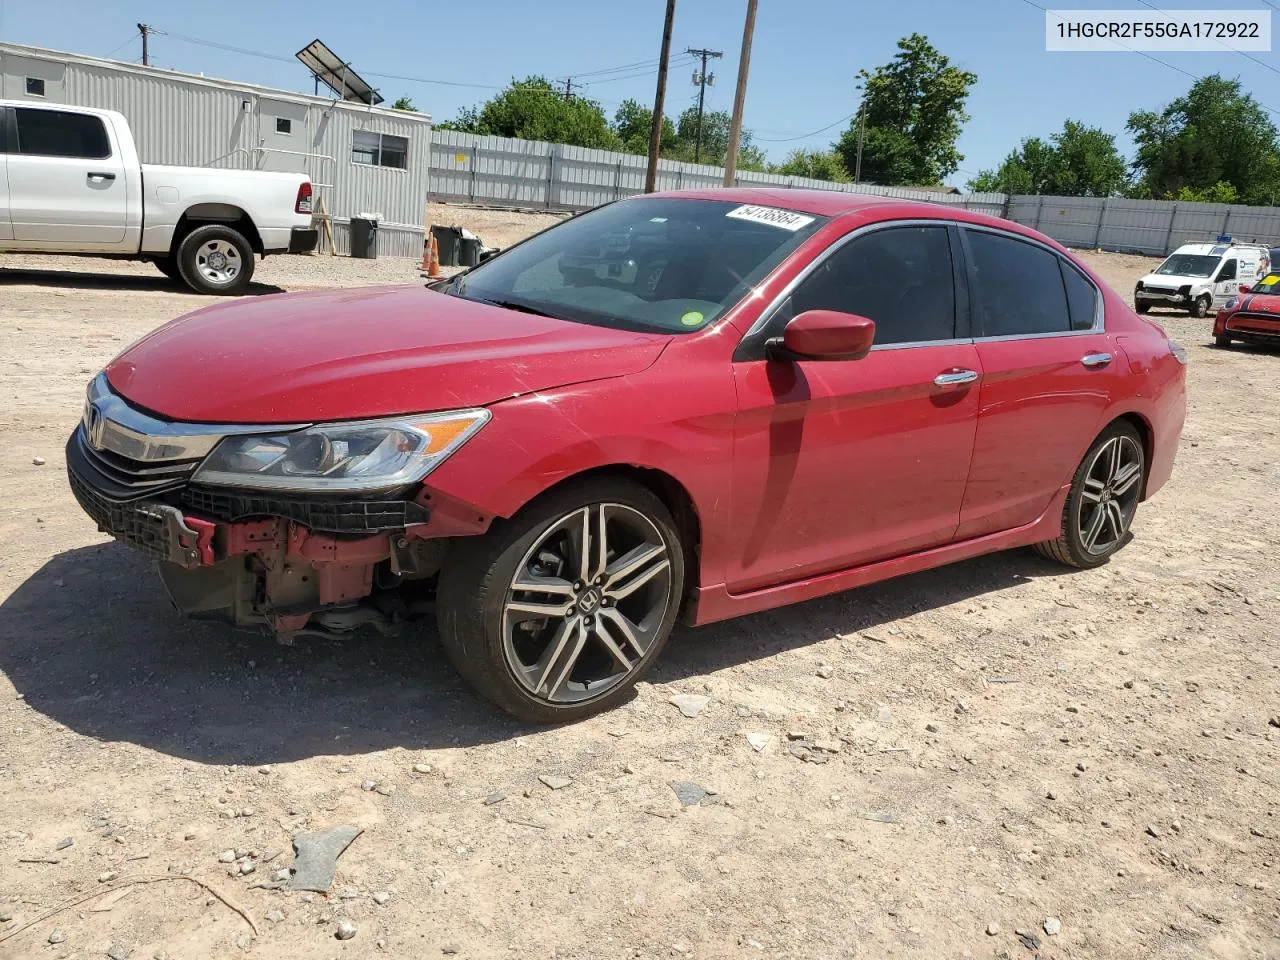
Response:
288,227,320,254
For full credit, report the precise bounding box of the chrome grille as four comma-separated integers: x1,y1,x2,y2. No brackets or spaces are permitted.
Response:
78,430,201,493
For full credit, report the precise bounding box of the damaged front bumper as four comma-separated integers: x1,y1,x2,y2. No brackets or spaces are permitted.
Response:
65,422,473,640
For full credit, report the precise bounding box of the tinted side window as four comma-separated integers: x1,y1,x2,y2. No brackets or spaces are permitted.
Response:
967,230,1070,337
1061,261,1098,331
15,108,111,159
787,226,956,345
1217,259,1236,281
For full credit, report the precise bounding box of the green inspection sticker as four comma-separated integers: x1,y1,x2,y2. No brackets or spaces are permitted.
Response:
680,311,705,326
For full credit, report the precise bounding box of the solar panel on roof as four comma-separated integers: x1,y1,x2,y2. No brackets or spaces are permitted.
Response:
296,39,383,106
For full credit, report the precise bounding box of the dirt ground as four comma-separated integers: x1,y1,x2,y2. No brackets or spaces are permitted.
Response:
0,213,1277,960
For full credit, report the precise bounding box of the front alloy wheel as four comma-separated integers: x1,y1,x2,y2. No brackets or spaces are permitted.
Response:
1034,422,1145,569
437,479,684,722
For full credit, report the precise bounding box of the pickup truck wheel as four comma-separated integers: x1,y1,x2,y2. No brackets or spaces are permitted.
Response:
436,478,684,723
176,224,255,295
154,256,182,281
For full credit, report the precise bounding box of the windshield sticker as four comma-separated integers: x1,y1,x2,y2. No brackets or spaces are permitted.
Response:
649,217,668,223
1262,274,1280,285
680,310,705,326
725,204,815,232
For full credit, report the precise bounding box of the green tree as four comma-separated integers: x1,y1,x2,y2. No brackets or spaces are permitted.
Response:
670,108,765,168
612,99,677,155
438,77,622,150
773,148,851,182
967,120,1127,196
392,96,418,112
835,33,977,186
1127,75,1280,205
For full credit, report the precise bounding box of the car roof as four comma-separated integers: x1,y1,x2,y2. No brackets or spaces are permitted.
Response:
641,187,1042,235
1172,241,1267,257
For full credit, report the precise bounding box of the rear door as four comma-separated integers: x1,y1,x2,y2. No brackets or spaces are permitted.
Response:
7,106,127,248
955,226,1123,540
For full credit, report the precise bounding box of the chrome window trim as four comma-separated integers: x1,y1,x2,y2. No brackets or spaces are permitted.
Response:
84,374,309,463
959,223,1105,335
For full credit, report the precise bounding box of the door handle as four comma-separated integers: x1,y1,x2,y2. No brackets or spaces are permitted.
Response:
1080,352,1113,368
933,369,979,387
87,172,116,182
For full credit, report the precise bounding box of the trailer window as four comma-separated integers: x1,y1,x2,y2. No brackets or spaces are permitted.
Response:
14,108,111,160
25,77,46,97
275,117,292,135
352,131,407,170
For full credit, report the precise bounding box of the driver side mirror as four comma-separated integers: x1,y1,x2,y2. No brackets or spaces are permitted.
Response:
1239,284,1253,294
768,310,876,362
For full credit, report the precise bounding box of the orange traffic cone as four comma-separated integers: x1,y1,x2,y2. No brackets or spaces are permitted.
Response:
427,233,441,278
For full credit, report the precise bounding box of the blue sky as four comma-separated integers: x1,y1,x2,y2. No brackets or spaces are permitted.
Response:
2,0,1277,187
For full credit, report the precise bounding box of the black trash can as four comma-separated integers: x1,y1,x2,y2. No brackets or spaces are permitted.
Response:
431,225,462,267
350,216,378,259
458,236,481,268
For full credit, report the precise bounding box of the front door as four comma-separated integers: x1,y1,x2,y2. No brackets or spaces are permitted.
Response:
7,106,127,246
955,227,1124,539
1212,257,1239,308
727,222,980,593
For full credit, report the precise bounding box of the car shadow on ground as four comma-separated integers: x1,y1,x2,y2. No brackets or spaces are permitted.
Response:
0,267,284,296
0,540,1071,766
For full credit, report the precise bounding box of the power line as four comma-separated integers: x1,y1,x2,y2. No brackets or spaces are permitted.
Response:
754,113,855,142
1017,0,1280,116
104,33,141,60
1131,0,1280,78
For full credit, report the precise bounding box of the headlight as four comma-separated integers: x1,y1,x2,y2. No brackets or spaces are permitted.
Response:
1135,281,1144,291
192,410,490,492
1224,297,1239,311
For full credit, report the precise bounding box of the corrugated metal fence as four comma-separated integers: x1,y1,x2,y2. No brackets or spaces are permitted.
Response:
428,129,1280,259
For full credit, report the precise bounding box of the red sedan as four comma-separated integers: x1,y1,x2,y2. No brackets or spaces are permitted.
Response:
1213,272,1280,347
67,190,1187,722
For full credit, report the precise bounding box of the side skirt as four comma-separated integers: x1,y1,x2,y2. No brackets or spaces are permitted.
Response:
685,484,1070,626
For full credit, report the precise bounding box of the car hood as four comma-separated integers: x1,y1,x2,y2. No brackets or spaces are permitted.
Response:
1238,292,1280,313
1139,272,1208,286
105,286,671,423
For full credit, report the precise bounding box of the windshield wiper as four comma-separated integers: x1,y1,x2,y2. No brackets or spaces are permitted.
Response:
463,294,564,320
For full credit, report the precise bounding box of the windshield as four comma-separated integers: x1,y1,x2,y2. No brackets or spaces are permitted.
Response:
445,197,827,334
1155,254,1220,278
1250,273,1280,294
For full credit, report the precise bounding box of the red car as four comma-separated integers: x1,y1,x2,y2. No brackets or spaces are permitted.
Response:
1213,272,1280,346
67,190,1187,722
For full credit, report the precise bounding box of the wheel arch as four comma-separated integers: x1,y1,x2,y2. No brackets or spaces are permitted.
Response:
170,205,264,255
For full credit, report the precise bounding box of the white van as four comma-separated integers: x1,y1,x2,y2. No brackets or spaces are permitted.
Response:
1134,238,1271,318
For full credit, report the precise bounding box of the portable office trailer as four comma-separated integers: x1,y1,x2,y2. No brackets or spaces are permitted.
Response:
0,42,432,257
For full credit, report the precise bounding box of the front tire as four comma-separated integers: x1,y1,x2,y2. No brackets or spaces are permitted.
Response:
1034,421,1145,569
176,224,255,295
154,256,182,281
1190,295,1212,319
437,478,685,723
1134,300,1151,315
1214,333,1233,347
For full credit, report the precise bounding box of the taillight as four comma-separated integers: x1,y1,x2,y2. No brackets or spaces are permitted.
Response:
295,181,313,215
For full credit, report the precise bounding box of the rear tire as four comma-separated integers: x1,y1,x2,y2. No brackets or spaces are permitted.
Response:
176,224,255,295
436,478,685,724
1033,421,1145,570
1189,295,1211,319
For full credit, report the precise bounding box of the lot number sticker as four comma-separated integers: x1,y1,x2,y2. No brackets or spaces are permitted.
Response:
725,204,815,232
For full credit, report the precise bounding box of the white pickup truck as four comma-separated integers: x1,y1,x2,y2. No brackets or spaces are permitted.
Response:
0,100,317,294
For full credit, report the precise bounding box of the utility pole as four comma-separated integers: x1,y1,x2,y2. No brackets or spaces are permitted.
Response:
137,23,150,66
687,47,723,164
645,0,677,193
722,0,758,186
562,78,574,102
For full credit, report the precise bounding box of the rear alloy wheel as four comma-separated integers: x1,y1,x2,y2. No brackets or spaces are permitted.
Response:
1190,295,1212,319
1034,422,1145,569
176,224,255,295
437,479,684,723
